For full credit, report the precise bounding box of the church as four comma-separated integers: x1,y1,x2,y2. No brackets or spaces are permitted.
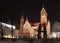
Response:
15,6,51,38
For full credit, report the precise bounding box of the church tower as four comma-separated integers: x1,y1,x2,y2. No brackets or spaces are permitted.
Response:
38,6,48,38
20,15,24,34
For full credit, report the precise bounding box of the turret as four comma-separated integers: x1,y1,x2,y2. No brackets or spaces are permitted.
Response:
40,6,47,24
26,16,28,21
20,15,24,33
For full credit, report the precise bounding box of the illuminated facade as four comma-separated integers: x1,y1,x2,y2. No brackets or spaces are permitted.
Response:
1,22,16,38
23,17,31,38
19,6,51,38
39,6,51,38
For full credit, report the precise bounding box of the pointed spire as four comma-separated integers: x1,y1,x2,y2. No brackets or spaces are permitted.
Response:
20,15,24,22
21,15,24,19
20,11,24,21
41,5,45,12
40,5,47,16
42,5,44,8
26,16,28,21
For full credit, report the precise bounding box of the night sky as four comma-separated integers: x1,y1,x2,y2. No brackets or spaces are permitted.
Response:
1,0,60,29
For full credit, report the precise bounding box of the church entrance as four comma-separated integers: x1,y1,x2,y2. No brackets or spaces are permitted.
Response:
38,23,47,38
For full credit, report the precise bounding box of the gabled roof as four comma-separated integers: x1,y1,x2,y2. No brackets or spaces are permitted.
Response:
23,17,31,29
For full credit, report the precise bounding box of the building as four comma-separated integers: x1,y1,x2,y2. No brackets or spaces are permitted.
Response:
19,6,51,38
1,22,16,38
51,21,60,38
15,29,20,38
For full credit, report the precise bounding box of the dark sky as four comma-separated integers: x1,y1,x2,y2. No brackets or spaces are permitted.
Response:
1,0,60,29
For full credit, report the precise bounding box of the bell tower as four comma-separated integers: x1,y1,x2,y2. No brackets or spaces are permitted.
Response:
40,6,47,24
20,15,24,34
38,6,47,38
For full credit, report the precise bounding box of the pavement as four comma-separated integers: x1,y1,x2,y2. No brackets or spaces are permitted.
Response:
0,38,60,43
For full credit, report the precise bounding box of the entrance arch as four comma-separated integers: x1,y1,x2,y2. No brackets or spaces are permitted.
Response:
38,23,47,38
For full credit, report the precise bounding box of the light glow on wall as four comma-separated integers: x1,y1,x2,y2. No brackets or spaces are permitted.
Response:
2,22,16,29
